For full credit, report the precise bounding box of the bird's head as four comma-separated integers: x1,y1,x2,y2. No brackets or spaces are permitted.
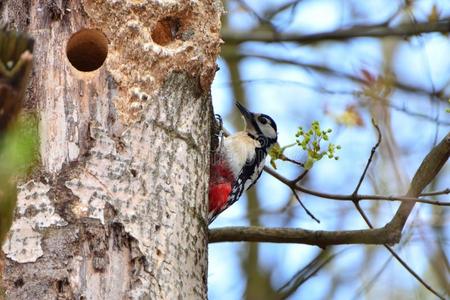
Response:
236,102,278,148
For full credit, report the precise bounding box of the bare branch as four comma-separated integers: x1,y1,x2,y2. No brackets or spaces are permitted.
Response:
222,19,450,44
365,96,450,126
212,129,449,298
209,226,398,245
387,132,450,233
213,127,448,298
221,52,449,103
346,128,447,300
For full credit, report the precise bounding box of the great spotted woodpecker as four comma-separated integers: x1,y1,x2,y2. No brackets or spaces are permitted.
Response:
208,102,278,224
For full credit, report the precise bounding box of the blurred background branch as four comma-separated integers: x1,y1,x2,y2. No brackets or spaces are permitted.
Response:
222,19,450,44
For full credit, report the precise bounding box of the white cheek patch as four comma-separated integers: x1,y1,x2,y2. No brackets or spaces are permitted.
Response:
261,125,276,139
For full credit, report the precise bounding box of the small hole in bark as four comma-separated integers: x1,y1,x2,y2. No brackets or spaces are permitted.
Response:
151,17,181,46
156,249,162,256
130,169,137,177
14,278,24,288
155,224,160,231
66,29,108,72
56,278,68,293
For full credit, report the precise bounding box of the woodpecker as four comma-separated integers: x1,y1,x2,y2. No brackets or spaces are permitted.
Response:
208,102,278,224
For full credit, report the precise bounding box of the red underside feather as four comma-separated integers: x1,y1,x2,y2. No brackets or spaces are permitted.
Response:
209,161,235,213
209,183,232,212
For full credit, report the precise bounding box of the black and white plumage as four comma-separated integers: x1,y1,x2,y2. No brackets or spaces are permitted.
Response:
208,102,278,224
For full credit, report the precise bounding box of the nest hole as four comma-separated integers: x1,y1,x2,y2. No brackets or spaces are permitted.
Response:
66,29,108,72
151,17,181,46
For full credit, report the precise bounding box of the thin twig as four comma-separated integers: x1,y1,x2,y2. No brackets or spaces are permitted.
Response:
277,249,330,293
358,195,449,206
283,156,305,168
351,256,394,300
263,167,450,206
278,248,350,299
420,188,450,197
290,188,320,223
385,246,444,299
368,97,450,126
235,0,275,31
407,10,440,145
291,169,308,184
264,0,304,20
352,119,382,196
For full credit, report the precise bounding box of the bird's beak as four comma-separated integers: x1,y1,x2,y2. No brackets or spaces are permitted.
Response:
236,102,254,124
235,102,255,131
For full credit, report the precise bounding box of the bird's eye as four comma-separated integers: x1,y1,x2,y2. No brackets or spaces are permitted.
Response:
258,116,268,125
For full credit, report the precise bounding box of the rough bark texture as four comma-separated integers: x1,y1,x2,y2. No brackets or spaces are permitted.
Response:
1,0,222,299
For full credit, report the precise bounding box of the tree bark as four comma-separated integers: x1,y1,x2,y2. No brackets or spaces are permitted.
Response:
0,0,222,299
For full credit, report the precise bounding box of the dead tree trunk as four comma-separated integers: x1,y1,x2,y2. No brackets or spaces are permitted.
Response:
0,0,222,298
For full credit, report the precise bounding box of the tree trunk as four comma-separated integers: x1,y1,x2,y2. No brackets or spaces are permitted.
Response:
0,0,222,298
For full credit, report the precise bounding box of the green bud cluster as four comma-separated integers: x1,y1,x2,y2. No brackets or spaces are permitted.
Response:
295,121,340,169
268,142,296,169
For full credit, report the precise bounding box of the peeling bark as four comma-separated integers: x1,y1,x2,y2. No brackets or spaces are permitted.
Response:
1,0,222,298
